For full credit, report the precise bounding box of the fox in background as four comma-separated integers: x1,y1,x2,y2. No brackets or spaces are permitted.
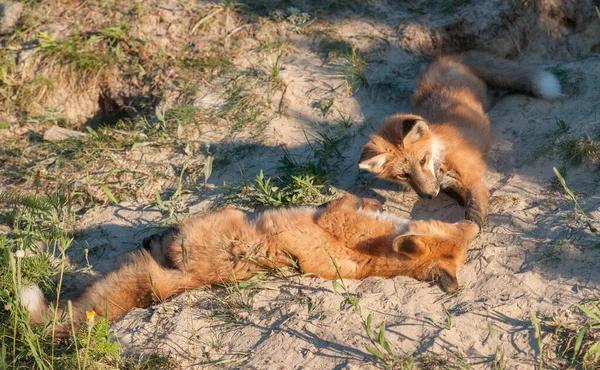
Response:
19,193,479,337
359,51,563,227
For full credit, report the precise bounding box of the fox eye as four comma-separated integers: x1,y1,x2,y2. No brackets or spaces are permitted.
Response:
397,173,409,180
420,156,427,166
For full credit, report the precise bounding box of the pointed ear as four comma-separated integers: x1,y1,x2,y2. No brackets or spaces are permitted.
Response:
359,141,392,174
393,234,427,257
438,268,459,293
402,119,429,145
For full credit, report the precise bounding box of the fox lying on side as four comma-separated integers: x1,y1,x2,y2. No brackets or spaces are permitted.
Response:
20,193,479,337
359,51,562,226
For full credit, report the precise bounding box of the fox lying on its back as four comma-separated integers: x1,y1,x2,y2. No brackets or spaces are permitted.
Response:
359,51,562,226
20,193,479,337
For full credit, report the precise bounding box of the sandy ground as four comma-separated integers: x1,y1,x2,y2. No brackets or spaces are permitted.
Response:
74,57,600,370
35,1,600,369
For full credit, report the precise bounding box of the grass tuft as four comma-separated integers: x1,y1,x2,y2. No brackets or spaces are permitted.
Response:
319,37,369,94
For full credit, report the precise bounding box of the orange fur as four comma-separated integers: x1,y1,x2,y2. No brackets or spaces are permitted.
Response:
359,52,561,226
21,194,479,337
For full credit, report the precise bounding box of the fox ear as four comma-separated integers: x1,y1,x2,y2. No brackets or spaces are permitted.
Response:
393,234,427,257
402,119,429,145
359,142,392,173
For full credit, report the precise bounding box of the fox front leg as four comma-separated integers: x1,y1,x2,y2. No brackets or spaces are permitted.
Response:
450,181,489,228
464,181,489,228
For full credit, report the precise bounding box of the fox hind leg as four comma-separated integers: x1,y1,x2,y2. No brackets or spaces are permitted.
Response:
142,226,180,268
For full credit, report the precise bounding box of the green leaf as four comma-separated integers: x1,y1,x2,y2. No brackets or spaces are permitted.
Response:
177,120,183,139
578,304,600,323
572,324,590,363
366,314,373,334
377,322,386,347
488,321,496,340
100,185,118,204
382,338,393,357
584,341,600,362
155,189,166,211
202,155,214,184
155,106,165,125
332,280,344,293
553,167,598,235
365,345,384,361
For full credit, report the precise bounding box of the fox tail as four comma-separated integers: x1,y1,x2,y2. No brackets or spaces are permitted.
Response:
19,250,189,338
455,50,563,99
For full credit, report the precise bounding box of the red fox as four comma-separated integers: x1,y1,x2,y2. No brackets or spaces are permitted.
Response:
359,51,562,226
19,193,479,337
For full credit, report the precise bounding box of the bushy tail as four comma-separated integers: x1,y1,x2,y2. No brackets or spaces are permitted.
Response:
455,51,563,99
19,250,189,337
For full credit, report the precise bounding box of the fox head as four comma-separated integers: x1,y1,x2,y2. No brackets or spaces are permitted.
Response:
392,220,479,292
359,114,444,199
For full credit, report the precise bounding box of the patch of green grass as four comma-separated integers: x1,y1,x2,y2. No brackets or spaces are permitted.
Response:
27,106,69,126
533,119,600,177
278,128,347,180
530,310,544,370
233,126,349,208
123,353,181,370
180,54,234,76
571,303,600,367
218,76,272,139
246,170,335,208
546,310,600,369
37,31,114,73
487,322,507,370
319,37,369,94
553,168,598,236
0,191,102,368
158,103,204,131
268,49,286,92
0,189,185,369
148,162,200,224
0,47,54,118
558,137,600,166
0,109,217,210
36,24,143,78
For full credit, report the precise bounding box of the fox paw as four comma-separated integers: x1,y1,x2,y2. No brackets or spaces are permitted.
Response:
142,226,179,267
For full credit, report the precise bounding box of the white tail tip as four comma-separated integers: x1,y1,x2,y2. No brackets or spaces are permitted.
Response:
19,284,46,315
534,71,564,100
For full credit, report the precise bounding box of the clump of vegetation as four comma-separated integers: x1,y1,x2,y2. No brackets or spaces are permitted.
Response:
558,137,600,167
319,37,369,94
553,168,598,236
545,307,600,369
245,170,335,207
534,119,600,185
0,190,185,369
238,128,349,208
